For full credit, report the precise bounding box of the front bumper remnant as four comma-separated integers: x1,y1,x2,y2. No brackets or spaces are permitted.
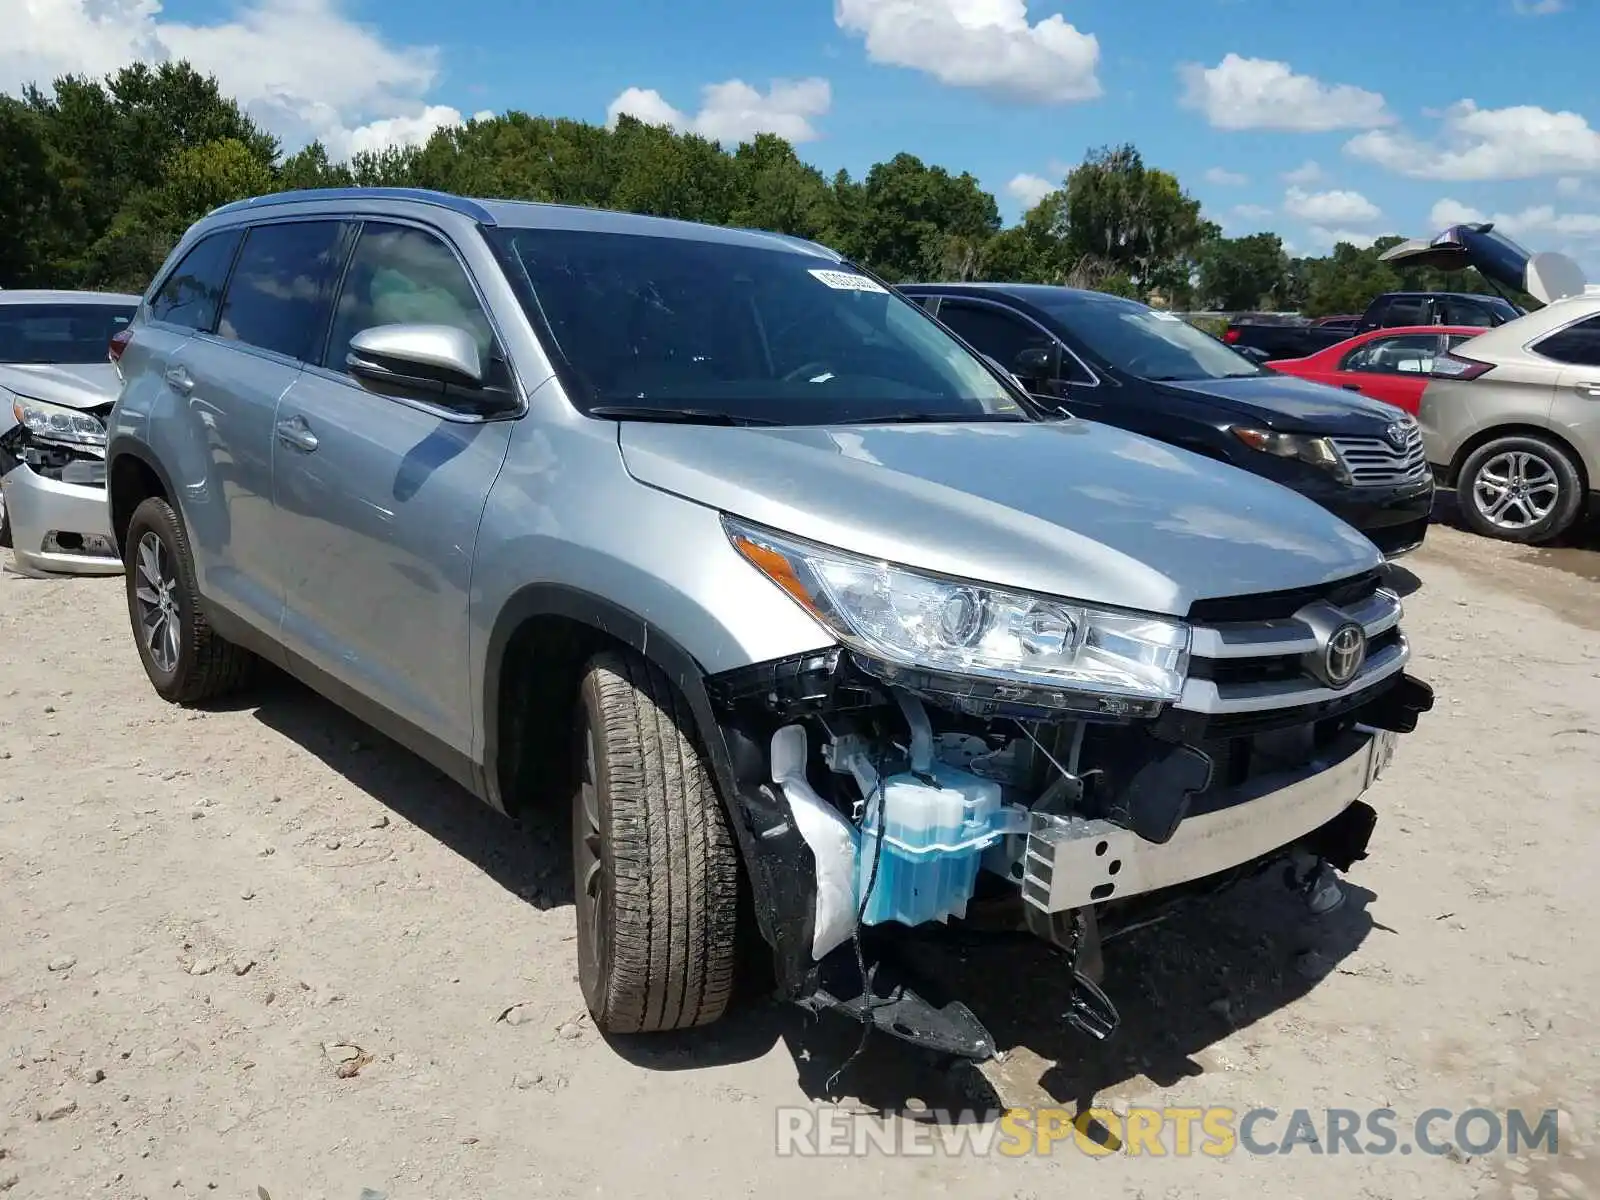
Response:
1022,727,1395,914
2,463,121,575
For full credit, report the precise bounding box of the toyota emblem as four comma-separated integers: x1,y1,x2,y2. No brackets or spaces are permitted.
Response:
1324,622,1366,688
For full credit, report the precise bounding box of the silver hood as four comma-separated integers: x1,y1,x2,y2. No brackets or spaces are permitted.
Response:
0,362,122,411
619,418,1382,618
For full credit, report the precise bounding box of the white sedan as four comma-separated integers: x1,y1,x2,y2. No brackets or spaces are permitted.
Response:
1,290,140,575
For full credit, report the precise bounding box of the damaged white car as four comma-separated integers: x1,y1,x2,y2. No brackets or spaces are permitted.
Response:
0,290,138,575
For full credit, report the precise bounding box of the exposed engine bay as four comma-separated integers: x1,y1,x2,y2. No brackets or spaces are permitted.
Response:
706,640,1432,1061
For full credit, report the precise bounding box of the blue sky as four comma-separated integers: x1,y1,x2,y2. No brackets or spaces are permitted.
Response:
8,0,1600,267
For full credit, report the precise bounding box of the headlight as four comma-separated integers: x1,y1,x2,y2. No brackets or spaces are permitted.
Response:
724,516,1191,705
12,395,108,451
1229,426,1350,483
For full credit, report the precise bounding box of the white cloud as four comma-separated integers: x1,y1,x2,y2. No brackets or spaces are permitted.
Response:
1,0,474,158
1178,54,1392,132
1513,0,1566,13
1204,166,1248,186
1347,100,1600,181
1305,227,1381,251
834,0,1101,104
1231,203,1274,221
1430,197,1600,242
606,77,831,145
1283,160,1325,186
1284,186,1382,224
1557,176,1588,198
336,105,494,159
1006,172,1055,207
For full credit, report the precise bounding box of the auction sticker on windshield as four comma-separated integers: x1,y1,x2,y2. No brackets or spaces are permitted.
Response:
809,269,888,293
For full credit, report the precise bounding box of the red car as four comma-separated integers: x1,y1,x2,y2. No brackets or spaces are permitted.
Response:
1267,324,1485,414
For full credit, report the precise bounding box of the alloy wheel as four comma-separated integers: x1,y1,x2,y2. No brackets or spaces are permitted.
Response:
573,720,608,1000
1471,450,1560,532
133,531,181,673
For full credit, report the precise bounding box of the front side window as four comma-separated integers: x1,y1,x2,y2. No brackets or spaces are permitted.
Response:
489,228,1024,425
1533,314,1600,367
148,229,242,332
216,220,347,361
937,302,1053,372
1035,294,1261,382
1341,334,1442,375
325,222,497,374
0,304,136,364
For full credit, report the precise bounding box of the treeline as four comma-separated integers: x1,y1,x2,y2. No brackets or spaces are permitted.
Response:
1,61,1503,314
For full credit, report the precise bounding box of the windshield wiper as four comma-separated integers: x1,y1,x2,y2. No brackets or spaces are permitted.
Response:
829,411,1027,425
588,404,782,426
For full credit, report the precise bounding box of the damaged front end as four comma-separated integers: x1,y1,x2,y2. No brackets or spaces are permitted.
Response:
0,393,120,568
704,517,1433,1063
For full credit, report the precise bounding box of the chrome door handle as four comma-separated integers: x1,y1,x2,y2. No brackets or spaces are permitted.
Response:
275,417,319,453
1580,382,1600,398
164,366,194,394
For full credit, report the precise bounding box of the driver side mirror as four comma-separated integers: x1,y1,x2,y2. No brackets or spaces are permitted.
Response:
348,323,486,394
1012,345,1059,386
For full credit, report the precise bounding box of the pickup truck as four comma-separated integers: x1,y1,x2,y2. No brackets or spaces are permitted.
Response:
1224,291,1523,360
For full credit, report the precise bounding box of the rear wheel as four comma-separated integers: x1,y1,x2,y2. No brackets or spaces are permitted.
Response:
572,649,740,1034
124,496,255,703
1457,434,1585,544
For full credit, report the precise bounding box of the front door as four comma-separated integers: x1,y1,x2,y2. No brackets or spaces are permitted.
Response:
271,220,517,764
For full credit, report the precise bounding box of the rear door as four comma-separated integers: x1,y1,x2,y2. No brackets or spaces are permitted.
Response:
1331,332,1446,413
271,219,517,764
172,218,351,643
1531,313,1600,485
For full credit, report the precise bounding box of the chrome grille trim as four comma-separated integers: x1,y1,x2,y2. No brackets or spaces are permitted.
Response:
1189,588,1402,659
1177,635,1409,715
1331,424,1428,487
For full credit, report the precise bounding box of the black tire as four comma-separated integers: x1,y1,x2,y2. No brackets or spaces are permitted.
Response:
1456,434,1586,545
572,649,740,1034
124,496,255,704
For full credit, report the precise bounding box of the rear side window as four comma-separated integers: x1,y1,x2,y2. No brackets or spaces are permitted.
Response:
216,221,348,361
148,229,242,332
1533,315,1600,367
1341,333,1441,375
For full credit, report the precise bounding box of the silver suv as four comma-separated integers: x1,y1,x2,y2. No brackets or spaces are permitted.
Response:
107,188,1433,1058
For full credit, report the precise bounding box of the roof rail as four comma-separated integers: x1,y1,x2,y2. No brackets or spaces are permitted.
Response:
206,187,498,226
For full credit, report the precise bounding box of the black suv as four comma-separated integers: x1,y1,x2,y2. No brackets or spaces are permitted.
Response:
899,283,1434,558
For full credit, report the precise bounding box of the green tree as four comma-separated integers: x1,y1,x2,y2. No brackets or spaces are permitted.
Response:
1198,233,1291,310
845,153,1000,281
0,97,65,285
1057,144,1208,298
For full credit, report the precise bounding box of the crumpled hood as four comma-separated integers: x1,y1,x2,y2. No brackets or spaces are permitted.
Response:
0,363,121,411
619,418,1381,617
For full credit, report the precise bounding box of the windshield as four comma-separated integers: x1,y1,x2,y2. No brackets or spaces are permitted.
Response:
1039,295,1264,381
0,303,134,365
490,228,1025,424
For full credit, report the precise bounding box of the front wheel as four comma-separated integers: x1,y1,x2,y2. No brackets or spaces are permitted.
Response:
572,650,741,1034
1457,435,1586,544
123,496,255,703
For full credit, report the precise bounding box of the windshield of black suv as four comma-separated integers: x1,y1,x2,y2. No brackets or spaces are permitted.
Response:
1038,293,1265,382
0,303,135,364
490,227,1027,424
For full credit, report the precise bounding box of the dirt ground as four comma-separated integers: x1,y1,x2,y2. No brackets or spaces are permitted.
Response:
2,520,1597,1200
